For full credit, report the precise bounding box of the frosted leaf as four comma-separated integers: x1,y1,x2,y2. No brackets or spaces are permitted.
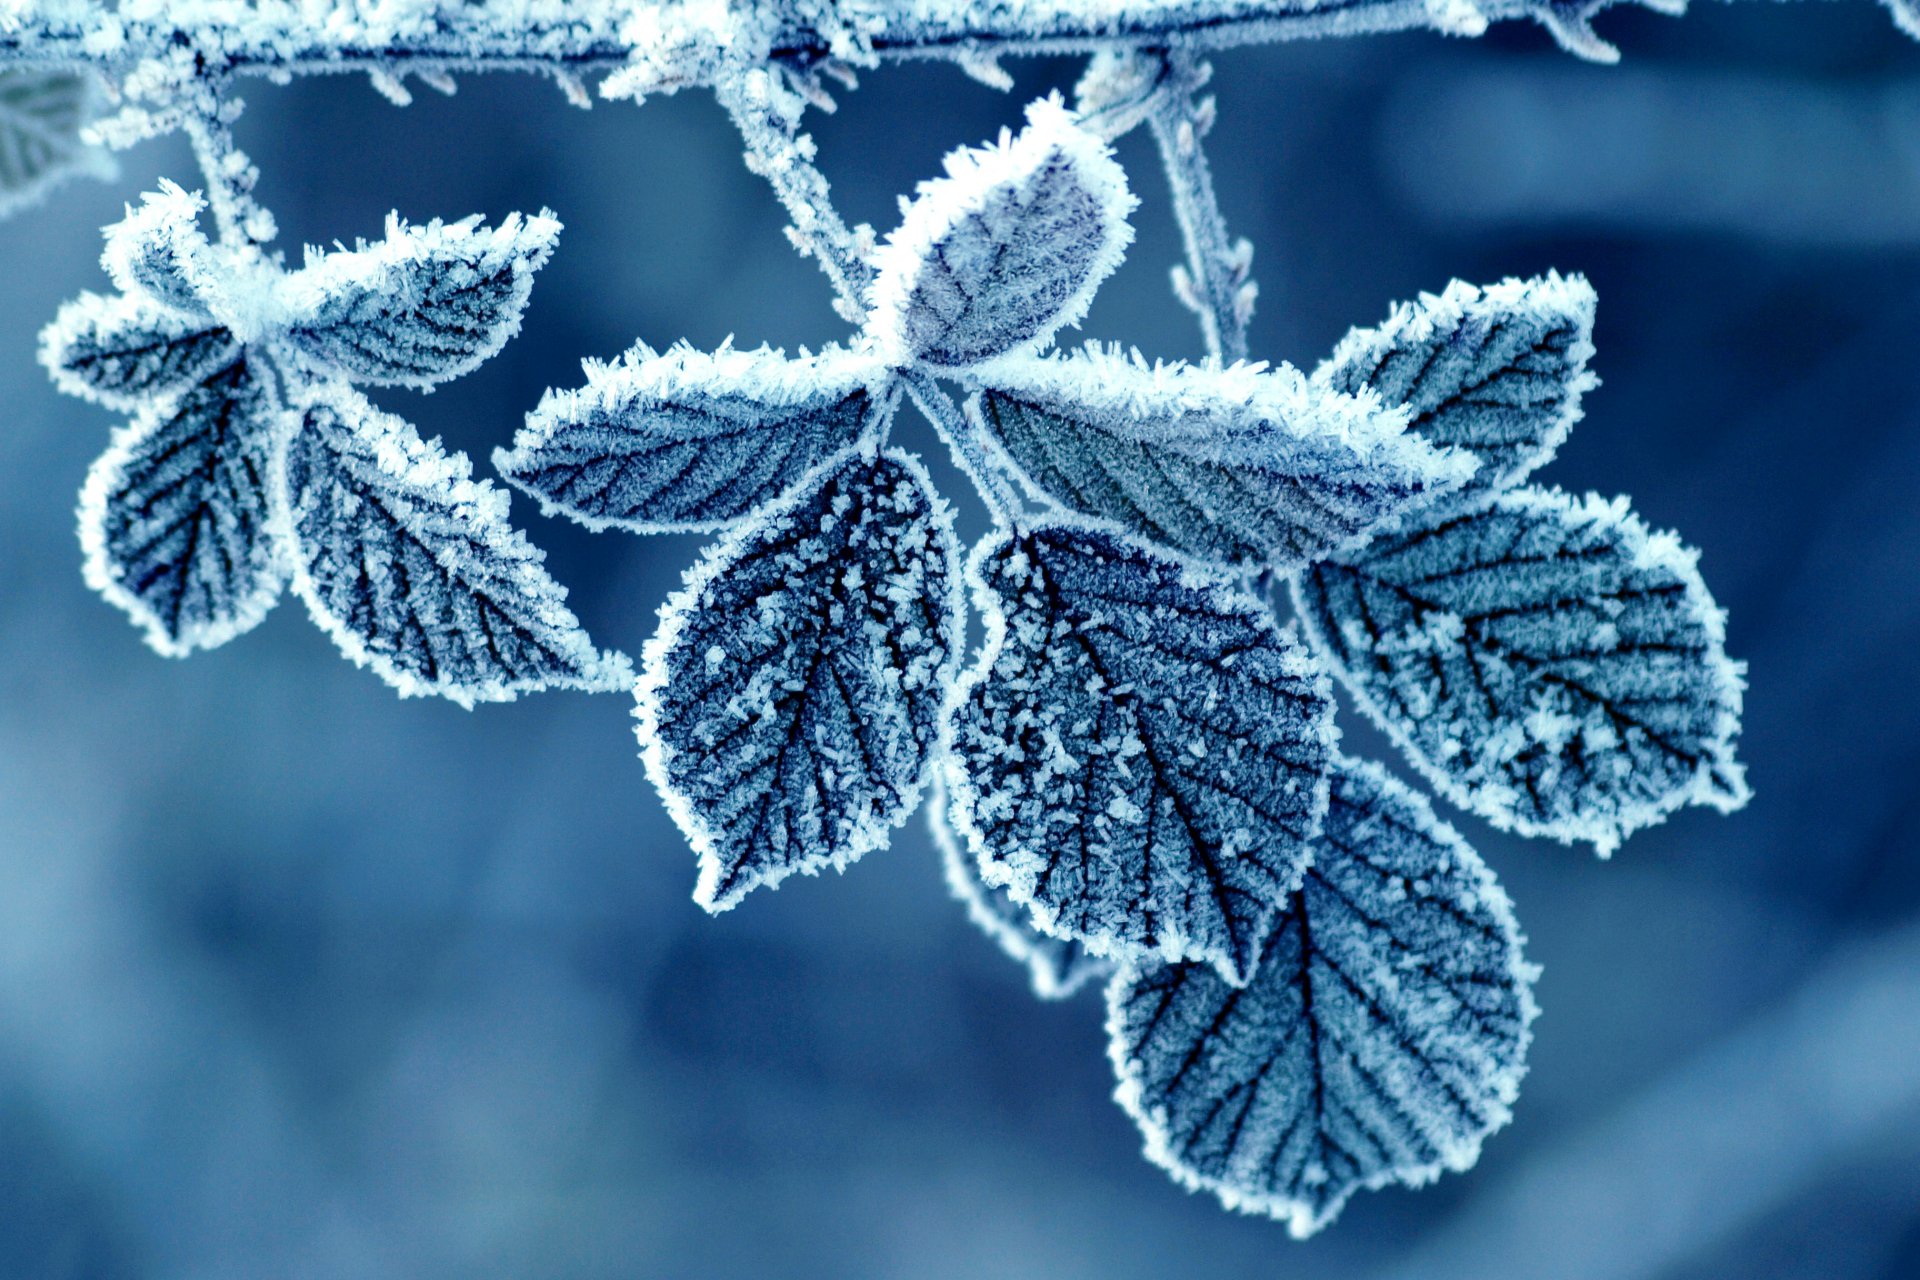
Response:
40,292,237,411
635,448,962,911
277,382,632,706
281,211,560,389
1317,274,1597,522
1892,0,1920,40
0,69,112,219
496,342,887,533
1295,487,1749,854
944,520,1336,986
1109,756,1537,1238
867,96,1135,373
77,357,286,656
971,346,1475,572
932,779,1112,999
99,182,217,317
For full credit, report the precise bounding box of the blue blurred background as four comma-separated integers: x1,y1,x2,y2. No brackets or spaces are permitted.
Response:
3,6,1919,1277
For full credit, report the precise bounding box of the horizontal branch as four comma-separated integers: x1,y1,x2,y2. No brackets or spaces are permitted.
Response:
0,0,1836,90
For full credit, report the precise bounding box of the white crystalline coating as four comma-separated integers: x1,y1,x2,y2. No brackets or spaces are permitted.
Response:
274,380,633,707
495,341,889,534
39,289,237,411
971,344,1476,572
0,67,112,218
1108,755,1538,1238
76,354,288,656
98,180,216,316
635,447,963,912
1891,0,1920,40
1294,486,1750,855
1316,273,1598,526
932,777,1112,999
866,94,1136,373
279,210,560,389
944,518,1337,987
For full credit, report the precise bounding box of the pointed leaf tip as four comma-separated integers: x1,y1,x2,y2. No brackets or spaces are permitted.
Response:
945,521,1336,986
867,95,1135,373
636,448,963,911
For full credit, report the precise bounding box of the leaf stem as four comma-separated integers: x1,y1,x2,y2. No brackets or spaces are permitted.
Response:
1143,50,1255,364
180,77,277,252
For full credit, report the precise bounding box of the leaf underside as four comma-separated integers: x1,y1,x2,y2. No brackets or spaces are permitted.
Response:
637,448,961,910
78,356,286,655
1295,486,1747,853
1110,757,1535,1237
280,383,630,706
946,521,1334,986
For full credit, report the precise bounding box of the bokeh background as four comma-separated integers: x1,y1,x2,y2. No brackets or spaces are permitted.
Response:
3,5,1919,1277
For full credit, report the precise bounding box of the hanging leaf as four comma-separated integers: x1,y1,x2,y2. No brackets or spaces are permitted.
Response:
867,95,1135,373
496,343,886,533
1109,757,1537,1238
41,292,237,411
933,780,1112,999
1317,274,1597,520
635,448,962,911
277,382,632,706
970,346,1474,572
0,69,113,219
77,357,287,656
1294,486,1748,853
281,211,560,389
99,182,219,316
945,520,1335,986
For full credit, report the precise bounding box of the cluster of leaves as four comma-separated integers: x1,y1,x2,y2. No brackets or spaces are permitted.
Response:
488,99,1746,1230
40,182,629,703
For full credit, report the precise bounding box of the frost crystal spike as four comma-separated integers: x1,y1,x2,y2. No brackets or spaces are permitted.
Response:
945,521,1335,986
283,211,560,389
1317,274,1598,523
867,96,1136,373
636,448,962,911
933,781,1113,999
1109,757,1537,1237
278,382,632,706
77,357,286,656
497,343,887,533
971,347,1475,571
1295,487,1749,853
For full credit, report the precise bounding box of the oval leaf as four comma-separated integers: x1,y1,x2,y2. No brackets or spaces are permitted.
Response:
1109,756,1537,1238
972,347,1474,572
495,343,885,533
1317,274,1597,520
0,69,113,219
281,210,559,389
41,291,236,410
77,357,286,655
867,96,1135,373
277,382,632,705
635,448,962,911
933,779,1111,999
944,520,1335,986
1295,487,1749,853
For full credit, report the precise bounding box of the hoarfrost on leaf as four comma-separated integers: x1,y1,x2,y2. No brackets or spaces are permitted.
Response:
0,68,112,218
496,342,888,533
971,345,1475,572
635,447,962,911
1317,274,1597,523
1109,756,1537,1237
1294,486,1749,854
77,356,286,656
276,381,632,706
933,779,1113,999
282,211,561,389
866,95,1136,373
41,291,238,411
944,520,1336,986
99,182,218,316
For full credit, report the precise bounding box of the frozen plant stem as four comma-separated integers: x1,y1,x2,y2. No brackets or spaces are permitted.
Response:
1144,50,1255,363
180,82,275,251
